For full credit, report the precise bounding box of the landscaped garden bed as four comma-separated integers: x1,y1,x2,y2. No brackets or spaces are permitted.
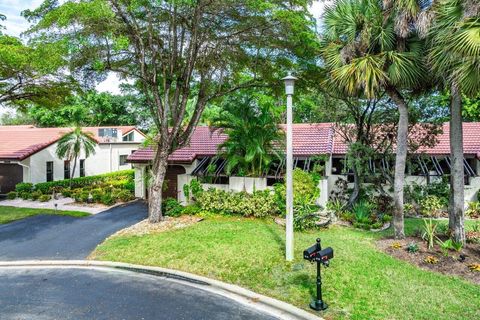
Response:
7,170,135,206
377,236,480,285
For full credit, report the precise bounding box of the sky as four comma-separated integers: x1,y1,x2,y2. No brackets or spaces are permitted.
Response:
0,0,331,102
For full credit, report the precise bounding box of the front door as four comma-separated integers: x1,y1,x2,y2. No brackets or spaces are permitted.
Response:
163,165,186,200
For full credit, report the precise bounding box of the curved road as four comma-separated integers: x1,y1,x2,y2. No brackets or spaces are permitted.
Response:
1,267,277,320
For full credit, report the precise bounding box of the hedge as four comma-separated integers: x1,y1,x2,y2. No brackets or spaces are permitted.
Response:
15,170,135,194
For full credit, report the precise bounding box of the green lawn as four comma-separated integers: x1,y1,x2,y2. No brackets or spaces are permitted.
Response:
91,217,480,320
0,206,89,224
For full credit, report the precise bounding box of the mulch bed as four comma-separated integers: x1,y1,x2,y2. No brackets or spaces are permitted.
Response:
111,215,203,237
377,237,480,285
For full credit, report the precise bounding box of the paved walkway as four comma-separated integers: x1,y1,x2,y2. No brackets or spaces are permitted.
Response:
1,267,277,320
0,197,111,214
0,201,147,260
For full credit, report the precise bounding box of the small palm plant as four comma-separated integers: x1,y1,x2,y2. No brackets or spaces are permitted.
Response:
56,127,97,184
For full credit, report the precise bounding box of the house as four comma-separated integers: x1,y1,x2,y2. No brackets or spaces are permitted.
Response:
0,125,145,194
128,123,480,206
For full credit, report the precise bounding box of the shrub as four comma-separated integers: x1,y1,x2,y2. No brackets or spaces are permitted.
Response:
406,242,419,253
274,168,319,212
30,190,43,201
15,183,33,193
163,198,184,217
75,191,90,203
39,194,51,202
424,255,438,264
419,195,444,217
116,190,134,202
101,193,115,206
6,191,17,200
422,218,438,250
196,188,279,217
32,170,134,194
61,188,73,198
181,204,202,215
19,192,31,200
466,202,480,219
293,211,319,231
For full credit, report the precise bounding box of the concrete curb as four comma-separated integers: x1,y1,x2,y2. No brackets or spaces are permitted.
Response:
0,260,323,320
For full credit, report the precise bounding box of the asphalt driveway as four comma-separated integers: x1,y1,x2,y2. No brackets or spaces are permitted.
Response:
0,201,147,260
1,267,277,320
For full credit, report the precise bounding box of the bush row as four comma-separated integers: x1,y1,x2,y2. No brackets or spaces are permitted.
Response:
10,170,135,206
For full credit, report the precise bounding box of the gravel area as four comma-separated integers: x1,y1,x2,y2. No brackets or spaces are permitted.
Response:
110,215,203,237
0,197,113,214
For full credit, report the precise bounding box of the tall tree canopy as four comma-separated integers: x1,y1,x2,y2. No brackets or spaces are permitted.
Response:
0,15,74,107
26,0,319,222
427,0,480,243
321,0,431,239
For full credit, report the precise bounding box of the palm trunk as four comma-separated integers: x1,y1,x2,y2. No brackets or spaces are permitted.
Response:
449,82,466,244
70,156,77,188
148,148,169,223
387,88,408,239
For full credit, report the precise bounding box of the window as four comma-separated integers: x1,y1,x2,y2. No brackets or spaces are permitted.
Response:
122,132,134,141
64,160,70,179
119,155,128,166
80,159,85,177
46,162,54,182
98,128,118,138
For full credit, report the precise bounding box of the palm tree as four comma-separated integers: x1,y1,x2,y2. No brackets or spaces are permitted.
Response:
211,92,284,177
428,0,480,244
321,0,430,238
56,127,97,183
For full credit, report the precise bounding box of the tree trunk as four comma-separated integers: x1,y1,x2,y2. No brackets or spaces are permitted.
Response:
148,148,169,223
387,88,408,239
70,156,77,189
348,164,361,208
449,82,466,244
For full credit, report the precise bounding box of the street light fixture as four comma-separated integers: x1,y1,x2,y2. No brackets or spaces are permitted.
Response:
282,73,297,261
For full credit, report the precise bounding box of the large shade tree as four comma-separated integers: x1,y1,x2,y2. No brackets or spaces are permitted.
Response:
0,15,73,108
427,0,480,243
321,0,431,238
26,0,318,222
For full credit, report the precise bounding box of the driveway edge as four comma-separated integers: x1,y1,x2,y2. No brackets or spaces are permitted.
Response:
0,260,323,320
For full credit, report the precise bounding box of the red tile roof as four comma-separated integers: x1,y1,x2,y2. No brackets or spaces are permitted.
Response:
129,122,480,163
0,125,142,160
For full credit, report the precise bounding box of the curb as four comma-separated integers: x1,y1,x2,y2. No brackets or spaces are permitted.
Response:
0,260,323,320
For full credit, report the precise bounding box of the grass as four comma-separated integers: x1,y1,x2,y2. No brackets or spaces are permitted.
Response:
91,217,480,320
0,206,89,224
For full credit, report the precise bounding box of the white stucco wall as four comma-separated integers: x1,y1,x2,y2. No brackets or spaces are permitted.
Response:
20,142,142,184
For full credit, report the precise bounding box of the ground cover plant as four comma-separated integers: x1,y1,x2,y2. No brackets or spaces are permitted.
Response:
91,216,479,320
0,206,89,224
9,170,135,206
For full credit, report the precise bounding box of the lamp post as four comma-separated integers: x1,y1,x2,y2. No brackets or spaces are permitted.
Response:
282,73,297,261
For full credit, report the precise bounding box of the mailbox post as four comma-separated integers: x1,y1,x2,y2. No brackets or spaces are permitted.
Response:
303,238,333,311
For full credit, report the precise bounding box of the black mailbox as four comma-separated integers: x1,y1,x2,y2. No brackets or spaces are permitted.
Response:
303,238,333,311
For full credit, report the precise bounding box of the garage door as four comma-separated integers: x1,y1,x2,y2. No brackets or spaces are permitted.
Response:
0,164,23,194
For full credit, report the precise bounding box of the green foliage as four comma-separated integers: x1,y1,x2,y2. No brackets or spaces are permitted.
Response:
466,202,480,219
30,190,43,201
211,90,284,177
32,170,134,194
6,191,17,200
196,189,279,218
436,238,463,256
422,218,439,250
274,168,319,213
39,194,51,202
406,241,419,253
163,198,184,217
181,204,202,216
15,183,33,193
293,211,319,232
20,192,31,200
419,195,444,217
0,32,73,108
100,193,115,206
56,127,97,180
